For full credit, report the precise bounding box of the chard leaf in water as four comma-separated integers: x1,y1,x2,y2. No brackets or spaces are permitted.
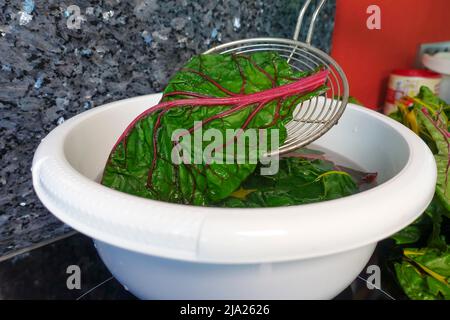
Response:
219,156,360,208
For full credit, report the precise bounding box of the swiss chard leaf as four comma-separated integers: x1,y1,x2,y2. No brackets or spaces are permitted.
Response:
390,86,450,210
391,225,422,245
388,87,450,300
395,247,450,300
102,52,327,205
391,196,449,247
425,196,448,250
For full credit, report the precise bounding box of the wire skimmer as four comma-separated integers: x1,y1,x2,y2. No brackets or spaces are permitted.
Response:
204,0,349,156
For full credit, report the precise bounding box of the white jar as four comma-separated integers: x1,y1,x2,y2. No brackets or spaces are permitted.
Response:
384,69,441,115
423,52,450,104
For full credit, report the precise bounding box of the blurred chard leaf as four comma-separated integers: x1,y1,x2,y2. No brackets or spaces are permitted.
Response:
425,197,448,250
102,52,326,205
416,109,450,211
389,86,450,300
348,96,364,106
392,225,422,245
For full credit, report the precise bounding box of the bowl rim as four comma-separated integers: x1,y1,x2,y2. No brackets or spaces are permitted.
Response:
32,94,437,264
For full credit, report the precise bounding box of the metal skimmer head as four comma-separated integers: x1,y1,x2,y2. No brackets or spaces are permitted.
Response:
203,1,349,156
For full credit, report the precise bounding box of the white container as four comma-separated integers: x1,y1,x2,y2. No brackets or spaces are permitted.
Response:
32,94,436,299
423,52,450,104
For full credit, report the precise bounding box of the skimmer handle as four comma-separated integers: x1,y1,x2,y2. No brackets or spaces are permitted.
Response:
292,0,327,45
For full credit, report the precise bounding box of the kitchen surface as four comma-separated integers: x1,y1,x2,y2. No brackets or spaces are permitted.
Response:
0,0,335,257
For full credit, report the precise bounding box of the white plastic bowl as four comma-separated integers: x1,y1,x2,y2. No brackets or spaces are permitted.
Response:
32,94,436,299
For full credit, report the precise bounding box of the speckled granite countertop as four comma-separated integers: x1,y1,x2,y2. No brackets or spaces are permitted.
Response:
0,0,335,257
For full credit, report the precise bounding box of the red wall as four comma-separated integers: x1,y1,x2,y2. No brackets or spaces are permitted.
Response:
330,0,450,110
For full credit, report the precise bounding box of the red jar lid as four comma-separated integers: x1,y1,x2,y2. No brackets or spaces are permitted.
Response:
391,69,442,79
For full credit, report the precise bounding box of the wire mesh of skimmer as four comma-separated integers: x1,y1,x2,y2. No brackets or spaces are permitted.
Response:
204,38,349,156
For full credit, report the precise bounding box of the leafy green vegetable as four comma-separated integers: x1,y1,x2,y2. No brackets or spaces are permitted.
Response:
392,225,422,245
390,87,450,210
389,86,450,300
348,96,364,106
102,52,327,205
219,155,361,207
395,247,450,300
417,110,450,211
